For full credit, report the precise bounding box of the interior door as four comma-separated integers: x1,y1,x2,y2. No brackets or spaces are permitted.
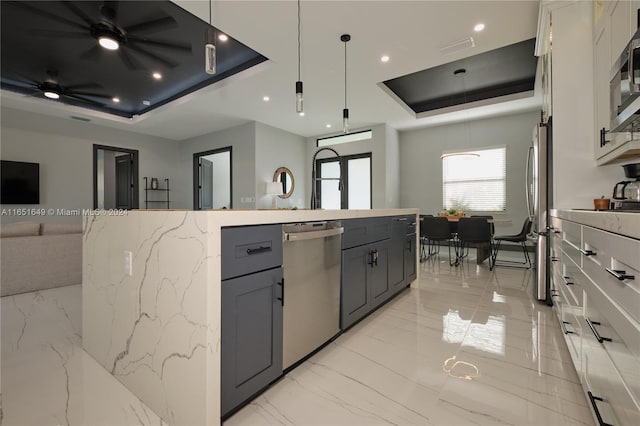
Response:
115,154,132,209
200,158,214,210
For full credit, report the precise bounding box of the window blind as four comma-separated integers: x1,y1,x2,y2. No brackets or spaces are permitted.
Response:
442,147,506,212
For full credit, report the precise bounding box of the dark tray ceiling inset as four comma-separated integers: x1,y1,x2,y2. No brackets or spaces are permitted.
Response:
0,1,267,118
383,38,537,114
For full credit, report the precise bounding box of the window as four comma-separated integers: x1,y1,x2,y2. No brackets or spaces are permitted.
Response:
317,130,372,147
316,153,371,209
442,147,506,212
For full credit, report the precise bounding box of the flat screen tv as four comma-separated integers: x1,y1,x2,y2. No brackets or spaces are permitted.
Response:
1,160,40,204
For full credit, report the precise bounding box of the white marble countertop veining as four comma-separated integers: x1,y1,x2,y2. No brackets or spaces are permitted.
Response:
551,209,640,239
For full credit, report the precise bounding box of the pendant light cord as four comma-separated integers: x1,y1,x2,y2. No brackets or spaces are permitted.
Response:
344,40,347,108
209,0,212,24
297,0,301,81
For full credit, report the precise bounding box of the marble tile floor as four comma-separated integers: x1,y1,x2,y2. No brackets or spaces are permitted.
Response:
0,251,594,425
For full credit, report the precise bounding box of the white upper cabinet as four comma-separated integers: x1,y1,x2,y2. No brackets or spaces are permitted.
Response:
593,0,640,164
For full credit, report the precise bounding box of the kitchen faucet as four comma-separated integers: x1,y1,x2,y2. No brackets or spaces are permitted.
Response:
310,147,343,209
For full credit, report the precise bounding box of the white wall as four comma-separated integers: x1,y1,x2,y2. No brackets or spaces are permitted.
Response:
0,107,180,223
399,110,540,235
180,122,256,209
255,122,306,209
551,2,621,209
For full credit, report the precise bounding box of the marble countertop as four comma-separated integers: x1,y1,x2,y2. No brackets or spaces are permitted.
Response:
551,209,640,239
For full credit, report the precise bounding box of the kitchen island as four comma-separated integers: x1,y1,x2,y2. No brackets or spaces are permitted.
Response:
82,209,418,426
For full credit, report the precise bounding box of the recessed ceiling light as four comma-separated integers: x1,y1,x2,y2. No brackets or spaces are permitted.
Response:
152,72,162,80
44,91,60,99
142,100,151,106
326,124,332,128
112,97,120,103
218,34,229,42
381,55,390,63
98,36,119,50
474,23,485,32
263,96,270,101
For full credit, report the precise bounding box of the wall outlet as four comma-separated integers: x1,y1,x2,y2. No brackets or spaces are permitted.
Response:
124,251,132,276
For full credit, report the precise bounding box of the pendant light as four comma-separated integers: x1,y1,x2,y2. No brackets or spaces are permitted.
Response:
440,68,480,159
295,0,303,115
205,0,216,75
341,34,351,133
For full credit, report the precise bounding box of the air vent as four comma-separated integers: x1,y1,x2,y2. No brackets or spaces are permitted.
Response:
439,37,476,55
70,116,91,122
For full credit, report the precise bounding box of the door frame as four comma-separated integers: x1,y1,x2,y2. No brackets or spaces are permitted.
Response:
93,144,139,209
193,146,233,210
316,152,372,209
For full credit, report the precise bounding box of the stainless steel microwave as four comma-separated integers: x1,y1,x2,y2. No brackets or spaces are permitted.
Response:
610,27,640,132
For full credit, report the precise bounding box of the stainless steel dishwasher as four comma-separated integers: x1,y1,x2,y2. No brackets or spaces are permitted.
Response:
282,220,343,370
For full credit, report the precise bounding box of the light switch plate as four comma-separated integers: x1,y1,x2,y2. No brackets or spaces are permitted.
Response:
124,251,132,276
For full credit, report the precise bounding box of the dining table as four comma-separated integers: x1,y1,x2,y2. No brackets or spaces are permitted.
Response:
442,215,493,265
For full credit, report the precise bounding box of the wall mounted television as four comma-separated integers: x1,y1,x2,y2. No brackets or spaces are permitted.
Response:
1,160,40,204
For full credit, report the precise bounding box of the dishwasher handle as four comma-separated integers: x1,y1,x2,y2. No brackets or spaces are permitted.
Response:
284,227,344,242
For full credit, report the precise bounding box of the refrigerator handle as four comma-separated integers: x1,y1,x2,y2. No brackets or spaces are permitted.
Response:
525,145,533,218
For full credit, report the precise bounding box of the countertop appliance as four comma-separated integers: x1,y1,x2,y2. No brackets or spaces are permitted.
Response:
610,26,640,132
613,162,640,210
282,221,343,370
527,117,553,304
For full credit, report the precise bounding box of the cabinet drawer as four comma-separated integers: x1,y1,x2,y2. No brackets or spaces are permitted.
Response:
558,294,582,372
559,253,585,308
342,217,391,249
561,220,582,249
394,215,417,235
582,227,640,323
221,224,283,280
584,277,640,405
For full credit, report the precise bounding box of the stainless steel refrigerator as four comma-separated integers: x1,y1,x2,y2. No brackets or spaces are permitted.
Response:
527,117,552,304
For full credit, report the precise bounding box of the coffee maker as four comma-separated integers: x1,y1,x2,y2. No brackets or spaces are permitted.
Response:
612,163,640,210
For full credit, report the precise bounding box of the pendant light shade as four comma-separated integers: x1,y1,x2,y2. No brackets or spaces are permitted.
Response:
295,0,304,114
205,0,216,75
341,34,351,133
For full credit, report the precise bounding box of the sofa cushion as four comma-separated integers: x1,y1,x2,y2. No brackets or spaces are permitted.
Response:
40,222,82,235
0,221,40,238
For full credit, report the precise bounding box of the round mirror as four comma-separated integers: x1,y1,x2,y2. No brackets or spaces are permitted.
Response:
273,167,295,198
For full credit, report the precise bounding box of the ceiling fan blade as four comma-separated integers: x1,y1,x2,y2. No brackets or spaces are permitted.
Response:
118,48,143,71
69,90,112,99
102,1,120,22
8,1,89,31
65,82,103,91
64,93,105,106
28,29,89,39
61,1,95,26
1,81,38,94
127,36,191,53
123,16,177,35
126,44,178,68
80,46,102,61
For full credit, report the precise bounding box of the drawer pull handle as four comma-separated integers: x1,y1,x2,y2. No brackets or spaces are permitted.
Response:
551,257,559,262
579,248,596,256
368,250,379,267
605,268,635,281
395,217,408,221
586,318,612,343
561,321,574,335
276,278,284,306
563,276,574,286
246,246,271,255
587,391,613,426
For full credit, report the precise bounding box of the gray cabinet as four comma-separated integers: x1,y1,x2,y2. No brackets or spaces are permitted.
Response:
221,225,283,417
404,231,417,284
390,215,417,294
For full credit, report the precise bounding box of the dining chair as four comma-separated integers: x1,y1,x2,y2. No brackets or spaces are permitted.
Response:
456,217,494,269
421,216,454,264
492,217,533,268
470,215,495,235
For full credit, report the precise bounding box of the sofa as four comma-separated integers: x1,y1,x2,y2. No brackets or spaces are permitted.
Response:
1,221,82,296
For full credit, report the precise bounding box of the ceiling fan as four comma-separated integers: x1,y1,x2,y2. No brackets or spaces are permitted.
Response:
2,68,112,106
11,1,192,70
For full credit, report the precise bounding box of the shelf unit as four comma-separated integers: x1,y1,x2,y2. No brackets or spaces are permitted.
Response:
144,177,170,209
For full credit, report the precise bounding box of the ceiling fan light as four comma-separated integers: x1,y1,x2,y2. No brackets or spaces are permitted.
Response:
98,36,119,50
44,91,60,99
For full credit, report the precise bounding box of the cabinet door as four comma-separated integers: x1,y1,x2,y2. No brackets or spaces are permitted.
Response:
610,0,631,65
221,268,283,416
388,218,407,293
341,245,371,329
594,23,617,160
370,240,391,309
404,233,417,285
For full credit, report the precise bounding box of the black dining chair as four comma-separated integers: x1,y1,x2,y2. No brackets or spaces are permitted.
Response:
456,217,494,269
492,217,533,268
470,215,495,235
421,216,454,264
